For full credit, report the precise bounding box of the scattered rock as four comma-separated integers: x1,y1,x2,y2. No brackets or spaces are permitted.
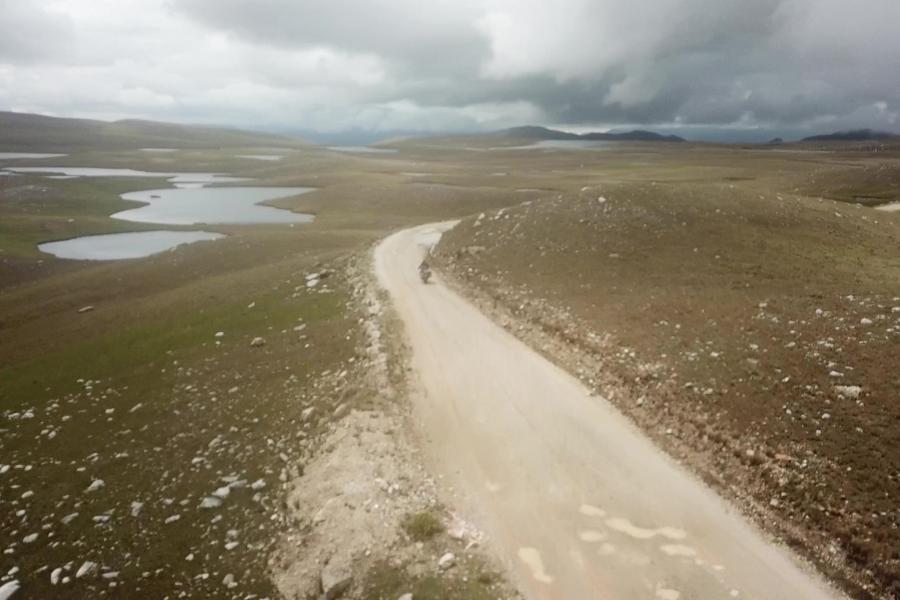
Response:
321,560,353,600
200,496,223,509
438,552,456,570
85,479,105,493
271,409,440,600
834,385,862,400
77,306,94,314
398,594,413,600
0,580,19,600
76,561,97,579
445,513,481,543
222,573,237,589
250,337,266,348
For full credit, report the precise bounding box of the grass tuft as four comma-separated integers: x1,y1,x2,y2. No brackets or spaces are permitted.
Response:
402,509,445,542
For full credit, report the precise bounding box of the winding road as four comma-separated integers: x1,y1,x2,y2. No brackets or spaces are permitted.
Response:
375,223,843,600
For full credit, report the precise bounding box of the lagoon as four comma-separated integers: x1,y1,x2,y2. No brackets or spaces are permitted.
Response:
0,153,68,160
328,146,398,154
113,187,315,225
39,230,224,260
5,167,249,185
238,155,283,161
500,140,614,151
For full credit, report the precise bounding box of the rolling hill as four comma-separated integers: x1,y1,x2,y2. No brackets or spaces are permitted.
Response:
0,111,308,152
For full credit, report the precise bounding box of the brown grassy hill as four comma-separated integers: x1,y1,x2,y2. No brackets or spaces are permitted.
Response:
434,182,900,599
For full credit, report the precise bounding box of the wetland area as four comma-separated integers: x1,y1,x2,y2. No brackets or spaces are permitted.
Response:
1,127,898,600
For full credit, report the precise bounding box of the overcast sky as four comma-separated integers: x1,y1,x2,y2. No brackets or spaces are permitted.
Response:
1,0,899,137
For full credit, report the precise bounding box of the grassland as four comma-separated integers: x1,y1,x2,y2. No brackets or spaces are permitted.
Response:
1,133,899,599
0,154,362,597
0,144,517,598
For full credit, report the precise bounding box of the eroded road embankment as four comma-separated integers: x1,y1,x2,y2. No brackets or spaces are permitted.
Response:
375,222,844,600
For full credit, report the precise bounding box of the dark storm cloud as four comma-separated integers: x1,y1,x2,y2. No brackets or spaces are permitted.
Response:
169,0,900,130
2,0,898,133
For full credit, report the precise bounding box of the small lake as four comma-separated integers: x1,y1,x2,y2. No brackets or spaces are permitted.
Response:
328,146,398,154
5,167,249,185
499,140,614,151
0,152,68,160
239,154,283,161
113,187,315,225
16,166,315,259
39,230,224,260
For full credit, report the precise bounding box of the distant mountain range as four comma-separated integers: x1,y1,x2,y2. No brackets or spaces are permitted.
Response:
801,129,899,142
0,111,307,152
3,111,898,150
499,126,686,143
500,125,900,144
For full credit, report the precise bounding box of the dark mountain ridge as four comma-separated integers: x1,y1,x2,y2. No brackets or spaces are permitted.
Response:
499,125,686,143
802,129,898,142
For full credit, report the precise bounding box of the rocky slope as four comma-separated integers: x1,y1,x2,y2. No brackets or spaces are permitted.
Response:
432,183,900,599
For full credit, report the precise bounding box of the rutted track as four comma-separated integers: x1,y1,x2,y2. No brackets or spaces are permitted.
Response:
375,222,844,600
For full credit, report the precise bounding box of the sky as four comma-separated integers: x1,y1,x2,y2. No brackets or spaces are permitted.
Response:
1,0,899,140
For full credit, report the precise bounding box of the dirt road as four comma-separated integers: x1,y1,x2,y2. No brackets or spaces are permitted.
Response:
375,223,844,600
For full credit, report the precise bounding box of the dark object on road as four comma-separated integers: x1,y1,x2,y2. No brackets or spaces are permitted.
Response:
418,260,432,284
